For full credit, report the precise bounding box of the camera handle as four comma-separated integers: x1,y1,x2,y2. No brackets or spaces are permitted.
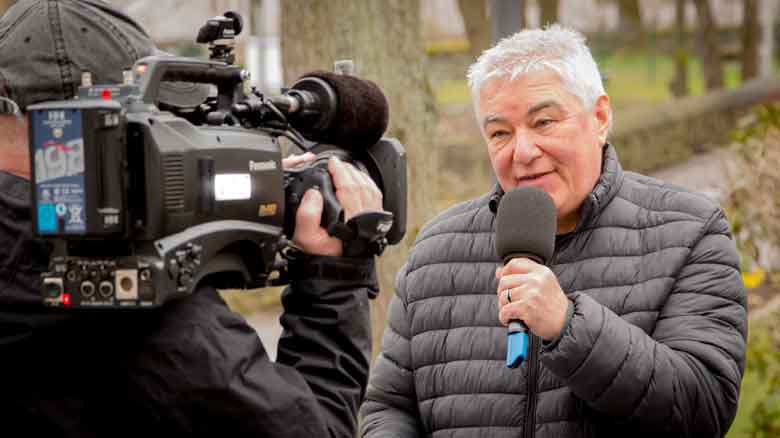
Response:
132,55,247,112
284,163,343,237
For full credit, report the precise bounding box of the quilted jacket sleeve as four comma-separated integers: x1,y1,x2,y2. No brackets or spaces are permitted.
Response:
541,207,747,436
361,264,425,438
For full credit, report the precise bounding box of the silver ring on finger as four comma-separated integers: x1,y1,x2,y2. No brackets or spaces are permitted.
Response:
506,288,513,303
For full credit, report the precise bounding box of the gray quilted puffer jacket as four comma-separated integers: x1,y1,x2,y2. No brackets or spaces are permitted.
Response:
361,144,747,438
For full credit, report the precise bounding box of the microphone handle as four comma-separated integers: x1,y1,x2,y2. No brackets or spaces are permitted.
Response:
503,253,544,369
508,320,526,333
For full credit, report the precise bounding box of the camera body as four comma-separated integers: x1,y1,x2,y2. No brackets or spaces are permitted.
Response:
29,55,406,309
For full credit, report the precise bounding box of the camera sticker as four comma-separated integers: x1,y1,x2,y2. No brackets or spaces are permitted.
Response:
37,204,57,233
32,109,87,235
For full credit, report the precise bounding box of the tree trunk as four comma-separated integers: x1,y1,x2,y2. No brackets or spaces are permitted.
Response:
538,0,560,27
281,0,437,359
458,0,490,61
617,0,643,41
490,0,525,44
670,0,689,97
741,0,760,81
692,0,724,90
758,0,778,76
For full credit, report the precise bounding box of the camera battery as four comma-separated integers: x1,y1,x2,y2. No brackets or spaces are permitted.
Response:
28,100,127,238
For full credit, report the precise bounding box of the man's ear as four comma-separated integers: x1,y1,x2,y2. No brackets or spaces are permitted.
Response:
593,95,612,145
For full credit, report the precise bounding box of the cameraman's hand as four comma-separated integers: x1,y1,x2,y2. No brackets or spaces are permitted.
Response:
287,155,384,257
281,152,316,169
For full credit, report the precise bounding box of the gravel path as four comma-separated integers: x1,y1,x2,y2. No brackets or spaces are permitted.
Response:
648,148,739,202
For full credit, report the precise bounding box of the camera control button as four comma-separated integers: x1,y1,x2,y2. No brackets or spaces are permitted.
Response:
168,259,180,279
178,270,193,286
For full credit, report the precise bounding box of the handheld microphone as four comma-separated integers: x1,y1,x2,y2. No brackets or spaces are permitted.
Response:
495,187,556,368
271,71,389,148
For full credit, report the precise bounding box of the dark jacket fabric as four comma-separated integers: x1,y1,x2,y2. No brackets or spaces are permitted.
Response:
0,170,376,437
361,144,747,438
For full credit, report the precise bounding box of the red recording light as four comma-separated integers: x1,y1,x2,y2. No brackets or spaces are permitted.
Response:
62,293,71,306
101,89,112,100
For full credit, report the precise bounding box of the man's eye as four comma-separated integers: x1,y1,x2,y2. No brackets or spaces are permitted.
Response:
490,130,509,140
533,119,556,129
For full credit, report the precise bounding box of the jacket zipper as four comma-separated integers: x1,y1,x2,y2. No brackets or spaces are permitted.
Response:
524,335,540,438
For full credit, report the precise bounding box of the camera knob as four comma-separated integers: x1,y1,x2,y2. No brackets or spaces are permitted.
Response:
178,268,194,286
167,258,180,279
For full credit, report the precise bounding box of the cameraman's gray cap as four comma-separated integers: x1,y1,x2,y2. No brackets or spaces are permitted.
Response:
0,0,208,111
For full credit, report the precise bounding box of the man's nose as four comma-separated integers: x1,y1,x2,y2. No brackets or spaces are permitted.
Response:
512,129,542,164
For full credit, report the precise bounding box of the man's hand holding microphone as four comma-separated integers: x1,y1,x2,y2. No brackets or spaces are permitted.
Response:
496,258,570,342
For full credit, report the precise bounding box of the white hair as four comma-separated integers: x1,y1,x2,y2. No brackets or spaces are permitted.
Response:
467,25,605,111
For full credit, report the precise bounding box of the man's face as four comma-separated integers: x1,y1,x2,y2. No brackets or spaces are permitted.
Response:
477,69,611,233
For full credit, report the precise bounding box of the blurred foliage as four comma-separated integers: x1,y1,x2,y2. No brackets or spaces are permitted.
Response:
722,104,780,271
721,105,780,438
728,308,780,438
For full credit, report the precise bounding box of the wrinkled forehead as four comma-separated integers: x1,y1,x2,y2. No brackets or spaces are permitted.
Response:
477,71,582,119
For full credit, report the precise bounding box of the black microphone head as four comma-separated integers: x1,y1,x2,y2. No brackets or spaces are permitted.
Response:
495,187,557,265
294,71,389,149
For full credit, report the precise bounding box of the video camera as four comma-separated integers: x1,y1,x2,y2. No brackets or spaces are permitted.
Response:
28,12,406,309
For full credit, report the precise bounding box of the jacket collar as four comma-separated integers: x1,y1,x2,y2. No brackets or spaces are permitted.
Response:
489,143,623,232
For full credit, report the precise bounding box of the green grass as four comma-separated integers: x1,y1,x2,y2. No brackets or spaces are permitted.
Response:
435,79,472,106
598,48,743,112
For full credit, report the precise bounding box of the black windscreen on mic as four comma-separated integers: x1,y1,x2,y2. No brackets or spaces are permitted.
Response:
495,187,556,265
495,186,556,368
291,71,389,149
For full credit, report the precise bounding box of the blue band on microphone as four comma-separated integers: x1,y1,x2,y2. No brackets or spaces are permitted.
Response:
507,331,528,368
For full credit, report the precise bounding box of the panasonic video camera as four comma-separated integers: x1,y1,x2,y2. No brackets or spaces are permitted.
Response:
28,12,406,309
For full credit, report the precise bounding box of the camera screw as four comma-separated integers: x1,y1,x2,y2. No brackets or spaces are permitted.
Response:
333,60,354,76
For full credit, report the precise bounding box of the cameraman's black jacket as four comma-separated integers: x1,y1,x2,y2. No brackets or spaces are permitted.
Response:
0,171,376,437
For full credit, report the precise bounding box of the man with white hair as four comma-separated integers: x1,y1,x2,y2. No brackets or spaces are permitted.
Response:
361,25,746,437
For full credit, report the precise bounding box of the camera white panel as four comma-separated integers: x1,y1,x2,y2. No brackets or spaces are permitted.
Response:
214,173,252,201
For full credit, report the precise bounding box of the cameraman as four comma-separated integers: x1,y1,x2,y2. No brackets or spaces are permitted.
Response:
0,1,381,436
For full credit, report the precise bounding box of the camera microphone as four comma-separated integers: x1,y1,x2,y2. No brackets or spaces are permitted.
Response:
495,186,557,368
269,71,389,148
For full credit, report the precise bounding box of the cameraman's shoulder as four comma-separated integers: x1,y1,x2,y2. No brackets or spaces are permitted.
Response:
160,285,245,331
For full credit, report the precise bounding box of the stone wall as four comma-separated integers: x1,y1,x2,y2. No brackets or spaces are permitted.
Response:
612,74,780,173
